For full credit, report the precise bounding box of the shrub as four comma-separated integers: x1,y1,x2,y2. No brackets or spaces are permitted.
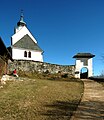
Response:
61,73,68,78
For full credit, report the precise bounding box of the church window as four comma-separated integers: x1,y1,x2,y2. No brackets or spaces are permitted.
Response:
28,51,31,58
24,51,27,57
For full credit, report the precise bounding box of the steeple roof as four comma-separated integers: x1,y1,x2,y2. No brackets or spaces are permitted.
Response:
17,10,26,27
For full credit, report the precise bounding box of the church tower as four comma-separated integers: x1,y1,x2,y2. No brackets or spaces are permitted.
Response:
9,11,43,62
14,11,26,33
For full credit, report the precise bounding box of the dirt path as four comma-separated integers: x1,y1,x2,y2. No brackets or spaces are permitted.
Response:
71,79,104,120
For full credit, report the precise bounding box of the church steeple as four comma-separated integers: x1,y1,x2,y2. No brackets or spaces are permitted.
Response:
14,10,26,33
17,10,26,27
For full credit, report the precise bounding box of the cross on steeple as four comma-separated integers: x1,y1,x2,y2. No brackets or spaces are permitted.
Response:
17,10,26,27
20,10,24,22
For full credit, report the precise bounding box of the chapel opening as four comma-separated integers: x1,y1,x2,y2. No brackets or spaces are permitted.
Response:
80,67,88,79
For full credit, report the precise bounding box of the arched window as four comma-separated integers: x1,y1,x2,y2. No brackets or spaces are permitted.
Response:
24,51,27,57
28,51,31,58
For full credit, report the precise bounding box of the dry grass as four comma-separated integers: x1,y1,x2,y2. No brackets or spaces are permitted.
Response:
0,77,84,120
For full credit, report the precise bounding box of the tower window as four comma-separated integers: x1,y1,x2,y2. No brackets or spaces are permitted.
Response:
28,51,31,58
84,60,88,66
24,51,27,57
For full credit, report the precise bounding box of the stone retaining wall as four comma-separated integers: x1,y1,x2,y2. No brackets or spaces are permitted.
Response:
8,60,75,77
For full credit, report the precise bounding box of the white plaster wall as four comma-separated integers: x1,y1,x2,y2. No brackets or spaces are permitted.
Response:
75,58,93,78
12,26,37,45
12,48,43,62
15,26,23,33
88,58,93,77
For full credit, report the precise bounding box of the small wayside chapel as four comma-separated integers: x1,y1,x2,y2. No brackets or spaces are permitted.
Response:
8,12,43,62
73,53,95,79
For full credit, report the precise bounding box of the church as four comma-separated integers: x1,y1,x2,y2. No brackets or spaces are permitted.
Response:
7,12,95,79
8,12,43,62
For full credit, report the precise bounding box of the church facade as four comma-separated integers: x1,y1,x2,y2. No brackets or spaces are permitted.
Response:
8,13,43,62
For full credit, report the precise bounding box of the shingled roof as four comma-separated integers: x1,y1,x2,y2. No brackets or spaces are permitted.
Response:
13,34,43,52
73,53,95,58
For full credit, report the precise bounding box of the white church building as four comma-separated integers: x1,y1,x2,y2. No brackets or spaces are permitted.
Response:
7,12,96,79
8,12,43,62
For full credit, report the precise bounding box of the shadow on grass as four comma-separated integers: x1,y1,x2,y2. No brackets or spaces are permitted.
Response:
40,100,104,120
89,77,104,81
40,100,79,120
47,78,82,83
89,77,104,87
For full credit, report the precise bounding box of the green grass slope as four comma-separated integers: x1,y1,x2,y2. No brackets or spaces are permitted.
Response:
0,78,84,120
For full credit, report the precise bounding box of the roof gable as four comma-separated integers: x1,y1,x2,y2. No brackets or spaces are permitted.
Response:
13,34,43,52
12,26,37,45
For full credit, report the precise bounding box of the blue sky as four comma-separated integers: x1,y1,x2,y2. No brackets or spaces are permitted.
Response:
0,0,104,75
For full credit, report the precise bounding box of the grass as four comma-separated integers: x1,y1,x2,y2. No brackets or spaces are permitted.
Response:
0,77,84,120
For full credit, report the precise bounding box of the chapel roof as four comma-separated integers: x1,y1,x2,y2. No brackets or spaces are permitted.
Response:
13,34,43,52
73,53,95,58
